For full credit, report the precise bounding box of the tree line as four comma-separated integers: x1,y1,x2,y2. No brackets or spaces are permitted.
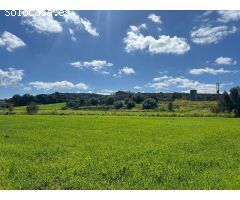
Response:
1,87,240,117
2,91,220,107
218,87,240,117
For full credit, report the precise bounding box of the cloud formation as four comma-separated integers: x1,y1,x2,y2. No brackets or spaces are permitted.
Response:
0,31,26,52
119,66,135,75
69,28,76,41
97,89,115,95
191,25,237,45
134,86,142,90
28,81,88,90
149,75,218,93
113,66,135,77
189,67,237,75
21,11,99,39
70,60,113,73
148,13,162,24
217,11,240,23
215,57,237,65
22,15,63,34
0,68,24,87
63,11,99,37
153,75,169,82
124,24,190,55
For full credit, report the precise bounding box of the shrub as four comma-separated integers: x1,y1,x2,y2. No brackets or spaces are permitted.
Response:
126,101,135,109
50,110,58,115
159,105,167,112
7,103,14,113
114,101,124,109
132,95,144,104
66,100,79,109
124,98,130,105
105,97,114,105
79,99,86,106
210,105,220,113
90,98,99,106
26,102,39,114
167,102,174,112
171,93,182,100
61,106,67,110
142,98,158,109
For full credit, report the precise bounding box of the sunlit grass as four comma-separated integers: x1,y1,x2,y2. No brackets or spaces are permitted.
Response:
0,115,239,189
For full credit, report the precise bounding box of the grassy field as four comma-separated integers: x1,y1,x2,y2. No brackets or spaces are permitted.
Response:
0,115,240,189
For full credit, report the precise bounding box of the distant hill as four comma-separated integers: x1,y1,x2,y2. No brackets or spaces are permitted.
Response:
3,91,220,106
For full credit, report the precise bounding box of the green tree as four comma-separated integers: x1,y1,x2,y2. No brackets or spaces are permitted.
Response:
114,101,124,109
79,99,86,106
90,98,99,106
219,91,232,112
167,102,174,112
218,87,240,117
26,102,39,114
7,103,14,113
142,98,158,109
230,87,240,117
132,95,144,104
171,92,182,100
66,99,79,109
10,94,22,106
126,101,135,109
105,97,114,105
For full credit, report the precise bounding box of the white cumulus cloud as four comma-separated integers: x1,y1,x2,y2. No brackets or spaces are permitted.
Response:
191,25,237,45
69,28,76,41
28,81,88,91
70,60,113,73
124,24,190,55
0,68,24,87
113,66,135,78
189,67,236,75
148,13,162,24
21,11,99,39
97,89,115,95
215,57,237,65
153,75,169,82
22,14,63,34
149,76,219,93
134,86,142,90
119,66,135,75
0,31,26,52
217,11,240,23
63,11,99,37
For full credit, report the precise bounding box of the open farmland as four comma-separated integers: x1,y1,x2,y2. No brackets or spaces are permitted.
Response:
0,115,240,189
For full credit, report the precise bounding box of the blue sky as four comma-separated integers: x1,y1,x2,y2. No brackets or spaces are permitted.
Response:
0,10,240,98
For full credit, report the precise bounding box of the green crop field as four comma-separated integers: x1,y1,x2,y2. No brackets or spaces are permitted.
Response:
0,115,240,189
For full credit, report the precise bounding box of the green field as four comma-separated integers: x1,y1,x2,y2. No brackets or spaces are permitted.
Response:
0,115,240,189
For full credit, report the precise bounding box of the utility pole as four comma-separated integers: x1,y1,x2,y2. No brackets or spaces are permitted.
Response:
216,83,220,101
